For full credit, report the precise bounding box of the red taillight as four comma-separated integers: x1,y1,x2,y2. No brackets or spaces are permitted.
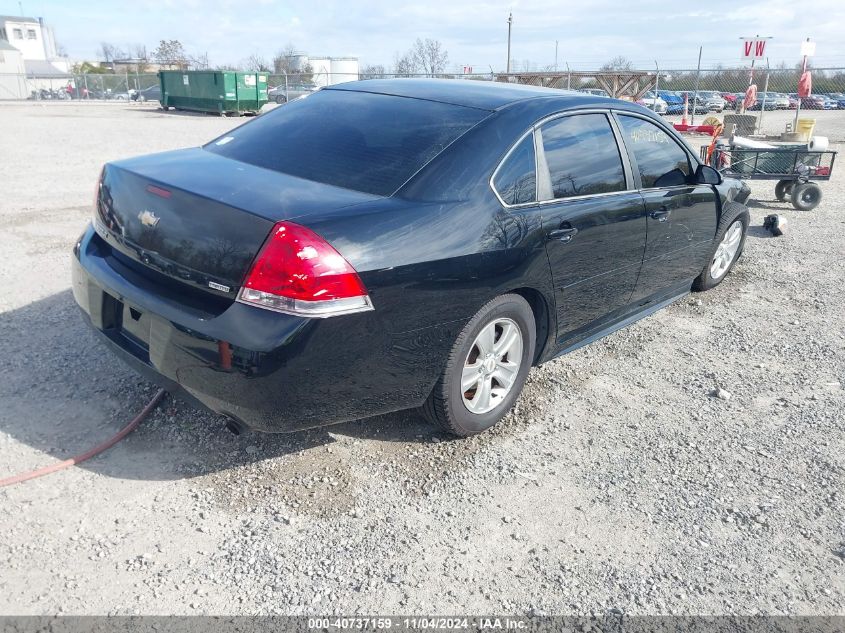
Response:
237,221,373,318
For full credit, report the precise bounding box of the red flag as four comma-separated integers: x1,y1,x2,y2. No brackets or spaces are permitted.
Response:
798,71,812,97
743,85,758,110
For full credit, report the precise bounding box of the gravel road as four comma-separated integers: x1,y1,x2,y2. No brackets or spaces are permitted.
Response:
0,102,843,616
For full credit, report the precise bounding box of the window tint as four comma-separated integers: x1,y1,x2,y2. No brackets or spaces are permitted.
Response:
205,90,486,196
618,116,692,188
493,134,536,205
538,114,625,200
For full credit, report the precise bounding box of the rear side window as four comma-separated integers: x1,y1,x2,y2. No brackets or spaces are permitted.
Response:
493,134,536,205
537,113,626,200
205,90,487,196
617,115,692,188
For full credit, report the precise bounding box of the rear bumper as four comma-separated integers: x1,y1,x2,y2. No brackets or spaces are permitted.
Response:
72,225,455,432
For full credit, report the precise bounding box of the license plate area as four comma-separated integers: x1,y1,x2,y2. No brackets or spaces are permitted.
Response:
121,303,151,348
101,292,151,362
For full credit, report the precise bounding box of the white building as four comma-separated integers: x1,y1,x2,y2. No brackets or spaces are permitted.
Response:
0,38,27,98
0,14,70,83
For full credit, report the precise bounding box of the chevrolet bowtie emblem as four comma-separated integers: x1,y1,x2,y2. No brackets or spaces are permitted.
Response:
138,210,160,228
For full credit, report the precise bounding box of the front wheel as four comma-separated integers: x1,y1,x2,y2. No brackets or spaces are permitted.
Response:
421,294,536,437
274,95,287,104
693,203,750,292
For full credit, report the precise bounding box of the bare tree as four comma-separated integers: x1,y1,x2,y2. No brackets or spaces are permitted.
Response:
600,56,634,72
393,51,417,77
153,40,188,70
130,44,149,72
98,42,125,64
245,54,271,72
411,38,448,77
360,64,386,80
272,44,300,74
189,51,209,70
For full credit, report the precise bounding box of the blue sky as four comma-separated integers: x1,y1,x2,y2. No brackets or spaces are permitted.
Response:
5,0,845,71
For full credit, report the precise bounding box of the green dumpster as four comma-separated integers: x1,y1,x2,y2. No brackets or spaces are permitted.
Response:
158,70,268,115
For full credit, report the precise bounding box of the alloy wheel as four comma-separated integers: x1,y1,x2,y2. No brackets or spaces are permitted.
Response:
461,318,523,415
710,220,743,280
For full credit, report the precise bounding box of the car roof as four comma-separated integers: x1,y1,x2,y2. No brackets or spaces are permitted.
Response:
327,78,596,111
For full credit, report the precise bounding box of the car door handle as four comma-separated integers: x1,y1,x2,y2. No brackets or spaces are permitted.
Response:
650,207,670,222
547,227,579,243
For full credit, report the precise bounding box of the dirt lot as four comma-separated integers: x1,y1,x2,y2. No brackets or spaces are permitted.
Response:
1,102,843,616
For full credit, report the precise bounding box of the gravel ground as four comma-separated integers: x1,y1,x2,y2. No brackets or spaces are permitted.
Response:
0,101,843,616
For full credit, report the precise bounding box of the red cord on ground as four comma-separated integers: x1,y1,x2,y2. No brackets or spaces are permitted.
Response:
0,388,167,488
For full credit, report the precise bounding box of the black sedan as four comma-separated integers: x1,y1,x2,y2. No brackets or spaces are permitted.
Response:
73,80,751,436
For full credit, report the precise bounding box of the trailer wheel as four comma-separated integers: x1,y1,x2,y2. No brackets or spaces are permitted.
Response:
774,179,793,201
791,183,822,210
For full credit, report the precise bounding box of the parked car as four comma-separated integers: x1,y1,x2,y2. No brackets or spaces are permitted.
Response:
657,91,685,115
73,80,751,437
675,92,709,115
134,85,162,104
721,93,737,105
267,82,318,104
827,93,845,108
696,91,727,112
747,92,782,110
796,94,831,110
637,91,667,114
768,93,791,109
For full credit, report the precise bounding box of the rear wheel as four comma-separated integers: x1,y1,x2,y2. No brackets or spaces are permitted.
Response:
422,294,535,437
693,203,749,291
775,179,793,201
791,182,822,210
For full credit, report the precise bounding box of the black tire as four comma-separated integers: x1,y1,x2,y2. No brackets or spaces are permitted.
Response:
274,95,287,104
693,202,750,292
421,294,536,437
774,179,793,201
791,182,822,210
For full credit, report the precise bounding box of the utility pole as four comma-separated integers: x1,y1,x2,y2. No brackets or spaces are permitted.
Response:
654,60,660,100
691,46,702,125
506,12,513,74
794,38,812,132
555,40,559,71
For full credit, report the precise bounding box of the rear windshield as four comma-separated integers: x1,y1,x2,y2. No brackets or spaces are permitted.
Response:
205,89,488,196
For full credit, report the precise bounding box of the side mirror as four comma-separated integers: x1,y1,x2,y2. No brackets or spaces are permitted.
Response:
696,164,722,185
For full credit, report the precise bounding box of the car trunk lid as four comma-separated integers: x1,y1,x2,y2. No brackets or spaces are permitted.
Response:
95,148,380,300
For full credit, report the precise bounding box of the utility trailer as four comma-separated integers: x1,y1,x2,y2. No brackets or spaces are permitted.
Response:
702,143,836,210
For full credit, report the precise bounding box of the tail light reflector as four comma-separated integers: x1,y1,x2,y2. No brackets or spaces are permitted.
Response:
237,221,373,318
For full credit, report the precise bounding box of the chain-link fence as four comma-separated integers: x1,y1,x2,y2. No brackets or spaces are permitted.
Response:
6,67,845,102
1,72,160,101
